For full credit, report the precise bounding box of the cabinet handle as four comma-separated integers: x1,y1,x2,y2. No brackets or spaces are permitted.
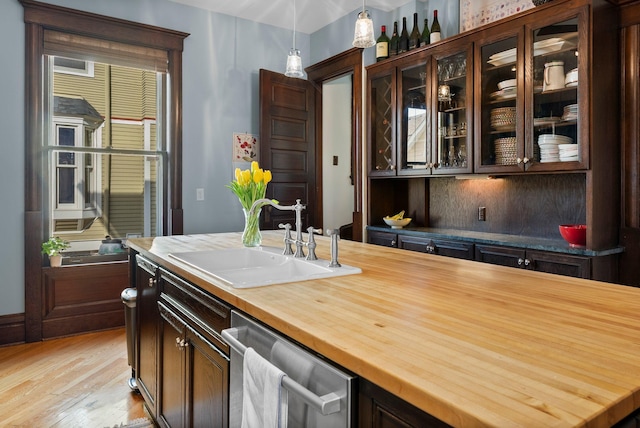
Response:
148,278,156,287
517,258,532,267
516,157,523,165
390,240,397,247
426,245,435,253
175,337,187,350
523,157,530,164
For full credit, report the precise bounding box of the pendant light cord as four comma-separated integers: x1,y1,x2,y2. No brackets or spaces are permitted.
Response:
292,0,296,49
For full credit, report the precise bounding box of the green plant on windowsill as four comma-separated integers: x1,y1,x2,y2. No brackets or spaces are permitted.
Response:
42,236,70,267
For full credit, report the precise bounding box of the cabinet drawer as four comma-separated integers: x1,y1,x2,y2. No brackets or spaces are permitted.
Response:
475,245,525,268
399,235,474,260
158,268,231,354
368,231,398,247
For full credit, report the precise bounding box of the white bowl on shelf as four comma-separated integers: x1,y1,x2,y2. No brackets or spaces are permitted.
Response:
383,217,412,229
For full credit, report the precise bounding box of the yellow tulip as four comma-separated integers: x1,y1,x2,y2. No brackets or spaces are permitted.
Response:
253,168,264,184
234,168,242,183
241,169,251,185
251,161,259,173
263,170,272,184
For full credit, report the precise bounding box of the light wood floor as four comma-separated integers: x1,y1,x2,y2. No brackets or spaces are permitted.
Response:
0,328,146,427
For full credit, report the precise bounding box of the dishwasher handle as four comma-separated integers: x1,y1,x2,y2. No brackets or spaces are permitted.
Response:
221,327,342,416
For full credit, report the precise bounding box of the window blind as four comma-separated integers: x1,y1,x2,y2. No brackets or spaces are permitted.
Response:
44,30,169,72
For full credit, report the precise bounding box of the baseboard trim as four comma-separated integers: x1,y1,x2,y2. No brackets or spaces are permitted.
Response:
0,313,26,346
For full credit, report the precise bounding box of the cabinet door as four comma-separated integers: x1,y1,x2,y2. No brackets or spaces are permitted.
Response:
526,249,590,278
158,302,186,428
527,8,587,172
369,66,397,176
359,378,450,428
368,231,398,247
475,244,526,268
432,42,473,175
186,326,229,428
476,28,523,173
136,256,159,416
398,56,430,174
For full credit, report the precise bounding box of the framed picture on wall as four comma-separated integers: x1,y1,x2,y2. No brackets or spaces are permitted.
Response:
460,0,534,32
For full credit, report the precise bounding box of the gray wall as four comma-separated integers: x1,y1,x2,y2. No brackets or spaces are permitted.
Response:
0,0,460,316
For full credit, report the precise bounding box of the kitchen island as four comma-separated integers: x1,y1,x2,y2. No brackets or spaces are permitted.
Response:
128,231,640,427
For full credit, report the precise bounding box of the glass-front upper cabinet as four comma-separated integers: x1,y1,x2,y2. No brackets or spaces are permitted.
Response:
476,31,522,172
476,8,587,173
398,59,429,173
529,12,585,171
368,67,396,176
432,44,473,174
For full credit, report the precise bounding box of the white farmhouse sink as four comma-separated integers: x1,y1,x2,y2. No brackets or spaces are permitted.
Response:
168,246,361,288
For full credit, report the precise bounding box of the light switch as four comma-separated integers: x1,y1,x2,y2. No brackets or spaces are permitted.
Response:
196,188,204,201
333,156,338,166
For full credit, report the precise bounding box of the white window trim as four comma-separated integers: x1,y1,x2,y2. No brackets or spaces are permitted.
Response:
50,117,103,224
53,58,95,78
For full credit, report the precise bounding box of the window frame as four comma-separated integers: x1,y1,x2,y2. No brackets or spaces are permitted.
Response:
21,0,189,342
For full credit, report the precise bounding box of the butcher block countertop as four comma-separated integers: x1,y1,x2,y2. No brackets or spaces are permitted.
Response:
128,231,640,427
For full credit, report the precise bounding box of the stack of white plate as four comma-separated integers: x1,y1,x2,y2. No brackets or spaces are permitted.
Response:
538,134,573,163
562,104,578,121
558,143,579,162
494,137,517,165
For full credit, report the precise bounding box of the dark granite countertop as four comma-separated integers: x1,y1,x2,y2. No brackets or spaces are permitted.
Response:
366,225,624,257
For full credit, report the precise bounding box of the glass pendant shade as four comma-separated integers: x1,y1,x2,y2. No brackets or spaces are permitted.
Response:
352,10,375,48
285,48,304,78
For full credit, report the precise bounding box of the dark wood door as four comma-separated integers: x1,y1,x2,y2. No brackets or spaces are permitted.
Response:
135,256,159,418
259,69,316,230
187,325,229,428
158,303,186,428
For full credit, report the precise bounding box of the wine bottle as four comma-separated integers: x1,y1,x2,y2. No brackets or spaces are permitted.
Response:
421,18,430,46
389,21,399,57
430,10,442,43
376,25,390,62
408,13,421,50
399,17,409,54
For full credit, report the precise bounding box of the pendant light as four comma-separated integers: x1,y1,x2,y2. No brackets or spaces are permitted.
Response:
285,0,304,78
352,0,375,48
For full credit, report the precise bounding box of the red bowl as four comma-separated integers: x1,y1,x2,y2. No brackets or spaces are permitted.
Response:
559,224,587,247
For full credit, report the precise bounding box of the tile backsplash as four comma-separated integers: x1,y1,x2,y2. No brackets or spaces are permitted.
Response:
428,174,586,239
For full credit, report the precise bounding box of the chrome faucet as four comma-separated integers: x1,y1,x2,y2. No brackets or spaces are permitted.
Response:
250,198,316,258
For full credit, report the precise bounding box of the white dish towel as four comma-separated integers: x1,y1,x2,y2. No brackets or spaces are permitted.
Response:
241,346,288,428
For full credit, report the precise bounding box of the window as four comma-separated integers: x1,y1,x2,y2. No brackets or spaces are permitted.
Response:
48,60,162,240
53,57,95,77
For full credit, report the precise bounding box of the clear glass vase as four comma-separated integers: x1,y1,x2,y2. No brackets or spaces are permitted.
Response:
242,208,262,247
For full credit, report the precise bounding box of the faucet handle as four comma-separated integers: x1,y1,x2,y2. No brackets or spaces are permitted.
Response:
308,227,322,236
305,227,322,261
278,223,294,255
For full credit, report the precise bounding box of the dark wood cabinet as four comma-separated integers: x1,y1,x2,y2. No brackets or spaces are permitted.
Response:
398,234,474,260
366,0,620,258
368,230,398,247
156,268,230,428
135,254,159,419
359,378,451,428
475,244,590,278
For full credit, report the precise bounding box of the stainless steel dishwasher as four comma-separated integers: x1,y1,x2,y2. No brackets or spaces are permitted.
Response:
221,310,355,427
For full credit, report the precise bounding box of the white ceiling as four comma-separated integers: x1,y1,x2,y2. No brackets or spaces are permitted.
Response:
167,0,410,34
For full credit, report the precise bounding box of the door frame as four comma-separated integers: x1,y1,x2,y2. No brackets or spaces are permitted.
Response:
306,48,364,242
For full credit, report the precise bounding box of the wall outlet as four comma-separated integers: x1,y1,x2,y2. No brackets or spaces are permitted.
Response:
196,188,204,201
478,206,486,221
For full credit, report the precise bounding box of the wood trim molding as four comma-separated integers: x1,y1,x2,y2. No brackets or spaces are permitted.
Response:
306,48,364,241
0,313,26,346
21,0,187,341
